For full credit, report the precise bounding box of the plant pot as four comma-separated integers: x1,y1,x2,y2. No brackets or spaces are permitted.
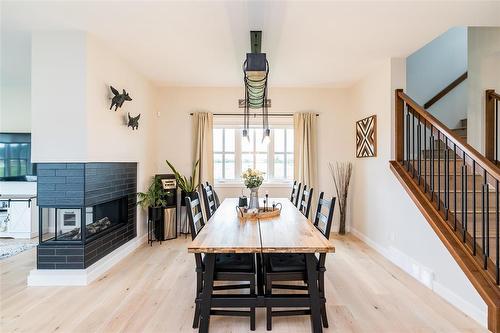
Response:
181,190,197,206
148,206,164,240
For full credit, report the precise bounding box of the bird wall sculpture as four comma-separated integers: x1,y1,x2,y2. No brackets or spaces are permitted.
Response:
110,86,132,111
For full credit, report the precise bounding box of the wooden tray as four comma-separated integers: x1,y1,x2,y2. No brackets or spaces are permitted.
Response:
236,204,282,220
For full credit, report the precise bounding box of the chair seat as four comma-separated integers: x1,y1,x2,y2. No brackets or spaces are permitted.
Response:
268,253,317,272
204,253,254,273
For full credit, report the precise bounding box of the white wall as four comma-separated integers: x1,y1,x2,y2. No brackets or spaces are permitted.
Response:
467,27,500,152
351,58,487,325
85,35,158,237
31,31,88,162
31,31,158,237
406,27,467,129
155,86,354,231
0,30,32,132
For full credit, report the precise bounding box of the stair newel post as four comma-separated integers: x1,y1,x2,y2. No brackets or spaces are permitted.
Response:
485,90,495,162
395,89,405,163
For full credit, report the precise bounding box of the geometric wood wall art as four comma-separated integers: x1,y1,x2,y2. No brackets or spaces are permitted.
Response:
356,115,377,158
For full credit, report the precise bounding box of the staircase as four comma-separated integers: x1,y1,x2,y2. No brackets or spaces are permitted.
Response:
391,90,500,332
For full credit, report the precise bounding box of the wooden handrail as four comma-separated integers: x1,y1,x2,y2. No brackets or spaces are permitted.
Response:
488,90,500,101
424,72,468,109
397,90,500,181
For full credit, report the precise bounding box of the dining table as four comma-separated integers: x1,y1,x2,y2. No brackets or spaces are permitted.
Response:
188,197,335,333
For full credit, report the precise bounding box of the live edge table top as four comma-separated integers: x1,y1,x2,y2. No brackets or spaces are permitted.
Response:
188,198,335,254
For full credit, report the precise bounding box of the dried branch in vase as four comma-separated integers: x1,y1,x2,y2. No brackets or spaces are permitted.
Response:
329,162,353,235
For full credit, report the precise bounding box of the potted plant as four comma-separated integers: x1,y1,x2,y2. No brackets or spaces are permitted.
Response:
166,159,200,206
137,177,170,239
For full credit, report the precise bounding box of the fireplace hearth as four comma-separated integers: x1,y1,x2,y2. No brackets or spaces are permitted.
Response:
36,162,137,269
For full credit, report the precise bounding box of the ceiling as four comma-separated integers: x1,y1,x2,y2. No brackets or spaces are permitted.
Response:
2,1,499,87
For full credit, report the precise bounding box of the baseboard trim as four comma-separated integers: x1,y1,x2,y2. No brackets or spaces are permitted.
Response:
27,233,148,286
350,227,487,327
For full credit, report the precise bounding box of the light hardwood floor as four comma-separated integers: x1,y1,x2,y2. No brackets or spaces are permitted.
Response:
0,234,487,333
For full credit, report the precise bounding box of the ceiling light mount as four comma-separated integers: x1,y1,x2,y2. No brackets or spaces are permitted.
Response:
242,31,270,144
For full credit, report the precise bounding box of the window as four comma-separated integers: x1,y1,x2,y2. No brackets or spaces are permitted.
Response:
0,133,36,181
213,126,294,183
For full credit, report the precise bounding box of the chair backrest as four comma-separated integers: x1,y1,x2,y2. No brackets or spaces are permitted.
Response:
201,182,218,220
313,192,336,240
206,182,221,207
298,186,314,218
185,193,205,241
313,192,336,268
290,181,302,207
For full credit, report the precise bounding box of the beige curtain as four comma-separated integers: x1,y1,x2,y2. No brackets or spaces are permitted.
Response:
294,113,318,192
192,112,214,186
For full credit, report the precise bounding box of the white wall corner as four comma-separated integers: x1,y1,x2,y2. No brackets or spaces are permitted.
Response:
27,233,148,286
350,228,487,328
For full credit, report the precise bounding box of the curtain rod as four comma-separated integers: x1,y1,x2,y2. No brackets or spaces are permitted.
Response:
189,113,319,117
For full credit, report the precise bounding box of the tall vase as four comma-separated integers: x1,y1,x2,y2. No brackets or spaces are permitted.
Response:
248,187,260,210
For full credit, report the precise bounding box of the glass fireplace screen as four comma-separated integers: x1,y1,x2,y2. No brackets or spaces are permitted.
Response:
40,196,128,243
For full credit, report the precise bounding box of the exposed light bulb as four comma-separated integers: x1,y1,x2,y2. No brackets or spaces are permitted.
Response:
242,129,250,144
262,128,271,145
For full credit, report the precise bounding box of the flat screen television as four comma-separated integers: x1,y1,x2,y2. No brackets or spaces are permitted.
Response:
0,133,37,181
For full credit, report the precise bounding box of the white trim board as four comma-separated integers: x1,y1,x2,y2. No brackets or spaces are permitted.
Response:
350,228,487,327
27,233,148,286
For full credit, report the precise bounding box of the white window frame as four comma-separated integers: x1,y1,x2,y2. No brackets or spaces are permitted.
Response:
213,124,294,187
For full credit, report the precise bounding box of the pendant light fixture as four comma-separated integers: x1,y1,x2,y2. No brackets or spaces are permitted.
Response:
242,31,270,144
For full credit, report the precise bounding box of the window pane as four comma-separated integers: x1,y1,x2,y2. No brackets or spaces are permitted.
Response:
213,129,223,152
286,129,294,152
224,129,235,152
256,153,267,178
224,153,235,179
9,160,20,176
274,129,285,153
214,153,223,179
274,153,285,179
241,129,254,152
255,129,268,152
242,153,254,171
286,153,294,179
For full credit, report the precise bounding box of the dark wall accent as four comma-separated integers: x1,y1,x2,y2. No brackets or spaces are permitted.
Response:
36,162,137,270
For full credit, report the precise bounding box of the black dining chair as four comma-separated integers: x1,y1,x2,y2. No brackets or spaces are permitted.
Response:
201,182,218,220
290,181,302,207
206,182,221,207
298,186,313,219
263,192,336,330
186,194,257,330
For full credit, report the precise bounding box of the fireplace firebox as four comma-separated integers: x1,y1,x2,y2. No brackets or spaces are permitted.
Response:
36,162,137,269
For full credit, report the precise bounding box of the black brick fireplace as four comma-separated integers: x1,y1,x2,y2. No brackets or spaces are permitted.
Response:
36,162,137,269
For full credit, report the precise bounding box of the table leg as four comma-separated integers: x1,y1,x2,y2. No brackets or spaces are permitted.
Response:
256,253,264,296
305,253,322,333
199,253,215,333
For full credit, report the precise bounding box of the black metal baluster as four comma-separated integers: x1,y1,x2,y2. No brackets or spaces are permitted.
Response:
424,120,427,193
445,138,449,220
454,144,457,230
430,125,435,200
463,153,468,243
482,171,487,269
437,132,441,210
485,170,489,270
461,153,466,241
412,109,415,178
473,161,477,256
406,107,410,171
417,115,421,185
496,99,498,163
496,179,499,284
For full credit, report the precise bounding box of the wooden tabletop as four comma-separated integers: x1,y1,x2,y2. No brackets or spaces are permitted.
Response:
188,198,335,254
188,198,262,253
259,199,335,253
